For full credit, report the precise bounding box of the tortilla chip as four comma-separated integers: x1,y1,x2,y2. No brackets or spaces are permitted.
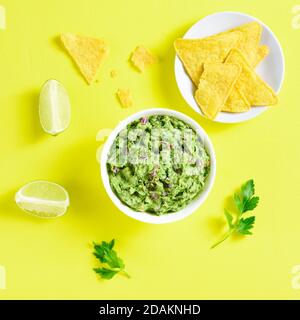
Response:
60,33,109,84
231,22,262,66
131,46,156,72
211,22,262,66
195,63,241,119
116,89,133,108
253,45,270,67
225,49,277,106
222,88,251,112
174,31,241,86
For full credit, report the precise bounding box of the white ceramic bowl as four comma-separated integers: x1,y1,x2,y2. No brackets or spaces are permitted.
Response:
175,11,285,123
101,108,216,224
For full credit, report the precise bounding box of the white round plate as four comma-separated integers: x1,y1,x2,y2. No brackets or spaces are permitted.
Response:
174,11,285,123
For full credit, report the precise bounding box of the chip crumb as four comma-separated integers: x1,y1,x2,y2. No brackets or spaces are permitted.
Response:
116,89,133,108
110,69,118,78
0,6,6,30
130,46,156,72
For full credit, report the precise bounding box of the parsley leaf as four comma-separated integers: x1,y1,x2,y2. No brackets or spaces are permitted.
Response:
236,216,255,235
243,196,259,212
94,267,118,280
234,193,244,213
241,179,255,200
211,180,260,249
93,239,129,280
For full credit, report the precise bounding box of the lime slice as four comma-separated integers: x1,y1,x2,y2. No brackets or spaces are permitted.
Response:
39,79,71,135
15,181,70,218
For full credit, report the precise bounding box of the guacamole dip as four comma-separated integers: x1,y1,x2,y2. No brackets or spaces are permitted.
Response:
107,115,210,215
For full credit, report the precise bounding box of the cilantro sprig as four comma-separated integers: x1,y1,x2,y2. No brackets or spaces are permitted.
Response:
93,239,130,280
211,180,259,249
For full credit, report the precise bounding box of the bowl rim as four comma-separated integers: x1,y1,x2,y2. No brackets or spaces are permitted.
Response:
174,11,285,124
100,108,216,224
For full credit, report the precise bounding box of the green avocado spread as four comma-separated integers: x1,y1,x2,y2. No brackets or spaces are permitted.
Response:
107,115,210,215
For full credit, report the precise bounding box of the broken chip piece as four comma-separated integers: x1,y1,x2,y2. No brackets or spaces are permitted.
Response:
116,89,133,108
174,32,241,85
225,49,277,106
195,63,241,119
130,46,156,72
60,33,109,84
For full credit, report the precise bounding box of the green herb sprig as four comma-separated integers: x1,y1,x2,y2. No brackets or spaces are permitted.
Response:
93,239,130,280
211,179,259,249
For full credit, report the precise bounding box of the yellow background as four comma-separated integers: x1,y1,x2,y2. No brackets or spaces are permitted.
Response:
0,0,299,299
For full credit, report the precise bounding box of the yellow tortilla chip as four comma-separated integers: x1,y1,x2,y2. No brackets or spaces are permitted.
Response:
222,88,251,112
211,22,262,66
116,89,133,108
253,45,270,67
231,22,262,66
195,63,241,119
131,46,156,72
174,31,241,86
225,49,277,106
60,33,109,84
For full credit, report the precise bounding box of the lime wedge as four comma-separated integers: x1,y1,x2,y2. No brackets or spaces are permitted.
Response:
39,79,71,135
15,181,70,218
